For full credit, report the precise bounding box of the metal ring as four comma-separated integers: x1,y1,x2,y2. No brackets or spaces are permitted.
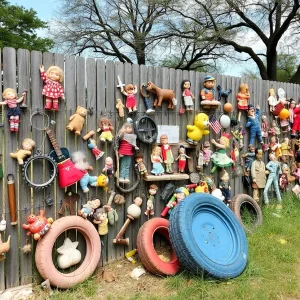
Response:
22,154,58,189
30,109,50,131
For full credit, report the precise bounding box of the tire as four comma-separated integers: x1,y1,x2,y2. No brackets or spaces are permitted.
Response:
35,216,101,289
229,194,263,232
169,193,248,279
137,218,180,276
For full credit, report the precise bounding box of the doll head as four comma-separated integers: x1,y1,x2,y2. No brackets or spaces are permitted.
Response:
99,118,112,129
269,88,275,97
262,114,267,122
289,99,296,109
88,198,101,209
149,184,158,196
220,169,229,182
269,152,276,161
175,187,189,202
270,136,277,144
152,146,161,156
203,141,210,150
160,134,168,145
133,196,143,207
271,120,277,127
255,148,263,161
105,156,113,167
220,133,230,148
247,104,255,117
135,152,144,163
283,137,289,144
248,144,255,153
120,121,133,134
22,138,36,151
239,83,249,95
179,145,186,154
46,66,64,83
203,75,215,89
181,80,191,91
2,88,17,100
124,84,135,94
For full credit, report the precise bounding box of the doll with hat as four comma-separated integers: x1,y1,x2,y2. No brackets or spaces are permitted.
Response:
202,141,213,166
200,75,221,109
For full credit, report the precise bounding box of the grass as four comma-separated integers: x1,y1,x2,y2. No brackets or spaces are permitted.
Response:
32,192,300,299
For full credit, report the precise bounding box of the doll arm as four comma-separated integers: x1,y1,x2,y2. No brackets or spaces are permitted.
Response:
87,165,94,171
0,101,7,105
211,139,225,149
133,85,138,94
16,93,26,104
93,219,102,225
185,154,191,159
246,119,252,127
175,155,180,161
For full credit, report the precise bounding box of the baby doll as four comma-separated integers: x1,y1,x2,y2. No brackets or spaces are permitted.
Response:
87,138,104,160
211,183,225,202
202,141,213,166
116,98,125,118
40,65,64,111
261,114,269,140
1,88,26,132
237,83,250,122
97,118,114,143
242,144,255,173
121,84,138,114
181,79,195,111
93,207,108,236
135,152,148,177
78,198,101,219
116,120,139,183
176,145,191,173
200,75,221,108
219,170,231,202
10,138,35,165
151,146,165,176
160,134,174,174
246,104,264,148
102,157,114,177
196,148,204,171
145,184,158,216
268,87,277,112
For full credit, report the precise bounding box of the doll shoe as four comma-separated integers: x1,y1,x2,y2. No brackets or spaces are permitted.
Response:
52,102,59,111
119,178,125,183
124,178,130,184
44,101,52,110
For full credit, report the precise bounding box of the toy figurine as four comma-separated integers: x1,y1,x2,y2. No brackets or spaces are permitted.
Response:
237,83,250,122
210,133,234,174
116,120,139,183
186,113,210,145
219,170,231,203
202,141,213,166
261,114,269,140
66,106,88,136
251,148,267,203
281,138,293,161
161,187,189,217
140,83,155,115
93,207,108,236
10,138,35,165
151,146,165,176
1,88,26,132
280,116,289,133
160,134,174,174
40,65,64,111
0,235,10,261
82,131,104,160
200,75,221,109
230,140,240,172
176,145,191,173
242,144,256,174
102,157,114,177
269,136,282,159
246,104,265,150
289,99,296,129
145,184,158,216
268,87,277,112
210,182,225,202
279,172,288,193
181,79,194,111
263,153,282,206
135,152,148,177
78,198,101,219
291,104,300,137
120,83,138,114
116,98,125,118
196,148,204,171
22,210,53,240
268,120,277,136
231,126,246,149
97,118,114,143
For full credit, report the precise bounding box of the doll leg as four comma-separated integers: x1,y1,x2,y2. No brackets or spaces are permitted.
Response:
80,175,89,193
9,116,14,132
273,179,282,203
44,97,53,110
263,176,273,204
14,116,20,132
52,99,59,111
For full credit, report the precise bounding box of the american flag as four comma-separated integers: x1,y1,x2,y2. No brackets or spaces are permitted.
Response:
209,114,222,134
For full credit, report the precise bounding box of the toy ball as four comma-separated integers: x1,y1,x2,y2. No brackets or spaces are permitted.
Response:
223,103,233,113
278,108,290,120
219,114,231,128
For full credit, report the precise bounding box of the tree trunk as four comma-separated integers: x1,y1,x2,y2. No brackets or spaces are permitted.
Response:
266,47,277,81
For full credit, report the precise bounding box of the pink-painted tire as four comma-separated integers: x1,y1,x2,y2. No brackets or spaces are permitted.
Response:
35,216,101,289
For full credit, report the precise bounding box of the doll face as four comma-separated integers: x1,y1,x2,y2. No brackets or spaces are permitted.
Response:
105,157,113,166
269,153,276,161
23,140,34,151
204,80,215,89
98,211,107,221
149,188,157,195
136,157,143,163
179,147,185,154
290,102,296,109
183,81,191,89
249,145,255,153
248,107,255,117
271,120,276,127
256,149,263,161
134,197,142,207
221,172,229,182
175,192,186,202
48,69,61,81
262,115,267,121
4,90,17,100
92,199,101,209
270,136,276,143
153,147,161,156
219,137,226,145
124,125,133,133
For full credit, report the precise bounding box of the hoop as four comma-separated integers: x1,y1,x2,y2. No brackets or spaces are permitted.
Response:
30,109,50,131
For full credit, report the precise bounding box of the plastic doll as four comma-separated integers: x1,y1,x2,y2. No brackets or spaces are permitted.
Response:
176,145,191,173
10,138,35,165
181,79,194,111
97,118,114,143
160,134,174,174
40,65,64,111
219,170,231,202
87,138,104,160
135,152,148,177
242,144,256,173
251,148,267,203
230,140,239,172
263,153,282,206
202,141,213,166
237,83,250,122
268,87,277,112
268,120,277,136
281,137,293,160
261,114,269,140
211,183,225,202
116,98,125,118
269,136,282,159
93,208,108,236
1,88,26,132
102,157,114,177
210,133,234,174
120,84,138,114
231,126,246,149
116,120,139,183
289,99,296,129
196,148,204,171
200,75,221,108
78,199,101,219
280,116,289,133
279,172,288,193
145,184,158,216
291,104,300,137
151,145,165,175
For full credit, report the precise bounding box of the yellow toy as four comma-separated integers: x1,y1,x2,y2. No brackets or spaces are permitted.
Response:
97,173,109,191
195,181,209,193
66,106,87,136
186,113,209,145
10,138,35,165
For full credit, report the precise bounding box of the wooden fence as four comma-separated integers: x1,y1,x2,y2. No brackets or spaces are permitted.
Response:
0,47,299,290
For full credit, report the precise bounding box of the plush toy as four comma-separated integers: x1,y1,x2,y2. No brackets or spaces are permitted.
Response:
93,207,108,235
78,198,101,219
116,98,125,118
200,75,221,109
22,210,53,240
145,184,158,216
97,118,114,142
66,106,88,136
10,138,35,165
237,83,250,122
57,237,81,269
186,113,209,145
96,173,109,191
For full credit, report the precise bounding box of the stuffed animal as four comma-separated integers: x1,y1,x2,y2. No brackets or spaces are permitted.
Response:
186,113,210,145
78,198,101,219
93,207,108,235
57,237,81,269
97,173,109,191
10,138,35,165
66,106,87,136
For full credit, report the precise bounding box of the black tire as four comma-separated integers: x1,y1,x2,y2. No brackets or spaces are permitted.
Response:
229,193,263,232
134,116,157,144
169,193,248,279
137,218,180,276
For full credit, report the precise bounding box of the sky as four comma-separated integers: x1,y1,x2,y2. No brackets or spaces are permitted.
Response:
9,0,250,77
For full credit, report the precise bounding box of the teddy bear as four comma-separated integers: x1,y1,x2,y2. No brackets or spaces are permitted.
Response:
186,113,210,145
66,106,87,136
78,198,101,219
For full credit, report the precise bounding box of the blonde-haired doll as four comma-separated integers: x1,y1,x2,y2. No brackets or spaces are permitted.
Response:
151,146,165,176
40,65,65,111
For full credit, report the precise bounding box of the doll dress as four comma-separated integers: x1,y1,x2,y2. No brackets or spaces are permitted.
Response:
41,72,64,98
151,156,165,175
183,89,193,106
126,94,136,108
211,149,233,168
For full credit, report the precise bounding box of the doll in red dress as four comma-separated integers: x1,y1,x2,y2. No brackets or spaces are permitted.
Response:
40,65,64,111
176,145,191,173
121,84,138,114
237,83,250,122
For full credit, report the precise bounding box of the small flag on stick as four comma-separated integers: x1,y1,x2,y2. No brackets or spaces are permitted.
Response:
209,114,222,134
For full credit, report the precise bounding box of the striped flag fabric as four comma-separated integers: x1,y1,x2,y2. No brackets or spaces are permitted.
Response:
209,114,222,134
